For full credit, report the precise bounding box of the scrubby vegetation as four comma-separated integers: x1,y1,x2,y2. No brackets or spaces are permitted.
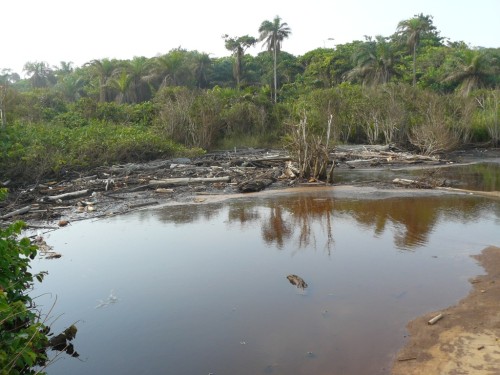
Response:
0,13,498,185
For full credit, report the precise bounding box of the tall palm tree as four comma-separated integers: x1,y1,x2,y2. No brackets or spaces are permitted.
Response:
442,49,498,96
397,14,435,87
258,15,291,102
224,35,257,89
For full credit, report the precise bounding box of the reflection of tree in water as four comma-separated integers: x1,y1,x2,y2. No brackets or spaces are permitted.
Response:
143,193,495,252
227,205,261,228
261,204,292,249
334,195,491,250
256,194,493,252
260,196,335,254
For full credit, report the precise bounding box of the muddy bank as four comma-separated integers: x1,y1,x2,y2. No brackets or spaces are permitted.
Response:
392,245,500,375
3,146,499,228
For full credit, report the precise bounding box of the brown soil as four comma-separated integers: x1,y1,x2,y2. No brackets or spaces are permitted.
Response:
391,246,500,375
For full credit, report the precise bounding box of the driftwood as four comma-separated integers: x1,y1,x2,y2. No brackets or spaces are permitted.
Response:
149,176,231,187
43,189,91,201
332,145,443,169
428,313,443,325
392,178,433,189
287,274,308,289
0,205,31,219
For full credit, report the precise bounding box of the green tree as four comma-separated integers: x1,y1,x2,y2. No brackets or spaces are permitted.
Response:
125,56,153,102
85,59,117,102
298,48,336,88
223,35,257,89
0,70,19,129
191,52,213,89
346,36,399,86
152,48,194,88
53,61,74,80
258,15,291,102
22,61,55,89
108,69,133,104
442,48,499,96
397,14,437,87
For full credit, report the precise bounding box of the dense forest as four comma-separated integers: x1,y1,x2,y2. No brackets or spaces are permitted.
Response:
0,13,499,183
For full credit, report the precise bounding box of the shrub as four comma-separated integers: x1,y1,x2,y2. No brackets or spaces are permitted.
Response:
0,216,49,374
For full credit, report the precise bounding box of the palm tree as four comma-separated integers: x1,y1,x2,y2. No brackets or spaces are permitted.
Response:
108,69,133,104
346,35,398,85
152,49,192,88
23,61,55,88
258,15,291,102
85,59,117,102
126,56,153,102
442,49,498,96
224,35,257,89
191,52,212,88
397,13,436,87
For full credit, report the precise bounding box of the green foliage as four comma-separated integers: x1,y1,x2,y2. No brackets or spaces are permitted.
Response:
0,220,49,374
472,89,500,145
0,120,191,182
0,12,499,163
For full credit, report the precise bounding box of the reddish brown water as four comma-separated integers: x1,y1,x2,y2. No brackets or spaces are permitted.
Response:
32,190,500,375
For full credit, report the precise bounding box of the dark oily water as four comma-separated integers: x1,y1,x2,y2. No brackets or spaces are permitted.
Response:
335,162,500,191
31,191,500,375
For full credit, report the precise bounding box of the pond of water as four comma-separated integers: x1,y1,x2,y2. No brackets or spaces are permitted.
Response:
31,188,500,375
335,162,500,191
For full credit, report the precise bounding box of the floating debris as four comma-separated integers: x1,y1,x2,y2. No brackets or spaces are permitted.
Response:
287,274,308,289
95,290,119,309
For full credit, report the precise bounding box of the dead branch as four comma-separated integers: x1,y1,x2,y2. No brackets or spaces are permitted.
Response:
42,190,92,202
1,205,31,219
149,176,231,187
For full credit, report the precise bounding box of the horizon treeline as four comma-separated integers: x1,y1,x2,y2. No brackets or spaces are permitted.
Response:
0,13,499,183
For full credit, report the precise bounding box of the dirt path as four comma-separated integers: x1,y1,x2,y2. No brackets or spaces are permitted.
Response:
392,246,500,375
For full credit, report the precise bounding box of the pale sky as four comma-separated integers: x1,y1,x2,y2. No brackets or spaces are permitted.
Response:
2,0,499,76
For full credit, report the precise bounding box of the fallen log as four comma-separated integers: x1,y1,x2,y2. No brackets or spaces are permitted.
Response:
0,205,31,219
392,178,433,189
42,189,92,202
149,176,231,187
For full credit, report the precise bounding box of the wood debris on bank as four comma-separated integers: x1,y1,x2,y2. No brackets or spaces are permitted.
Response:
0,146,455,226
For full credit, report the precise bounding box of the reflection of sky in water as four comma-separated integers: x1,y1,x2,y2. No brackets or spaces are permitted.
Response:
31,192,500,375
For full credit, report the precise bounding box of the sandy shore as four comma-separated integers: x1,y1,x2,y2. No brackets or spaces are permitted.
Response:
391,245,500,375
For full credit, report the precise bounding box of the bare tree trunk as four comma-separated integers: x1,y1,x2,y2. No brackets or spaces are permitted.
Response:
412,44,417,87
0,85,6,129
273,39,278,103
